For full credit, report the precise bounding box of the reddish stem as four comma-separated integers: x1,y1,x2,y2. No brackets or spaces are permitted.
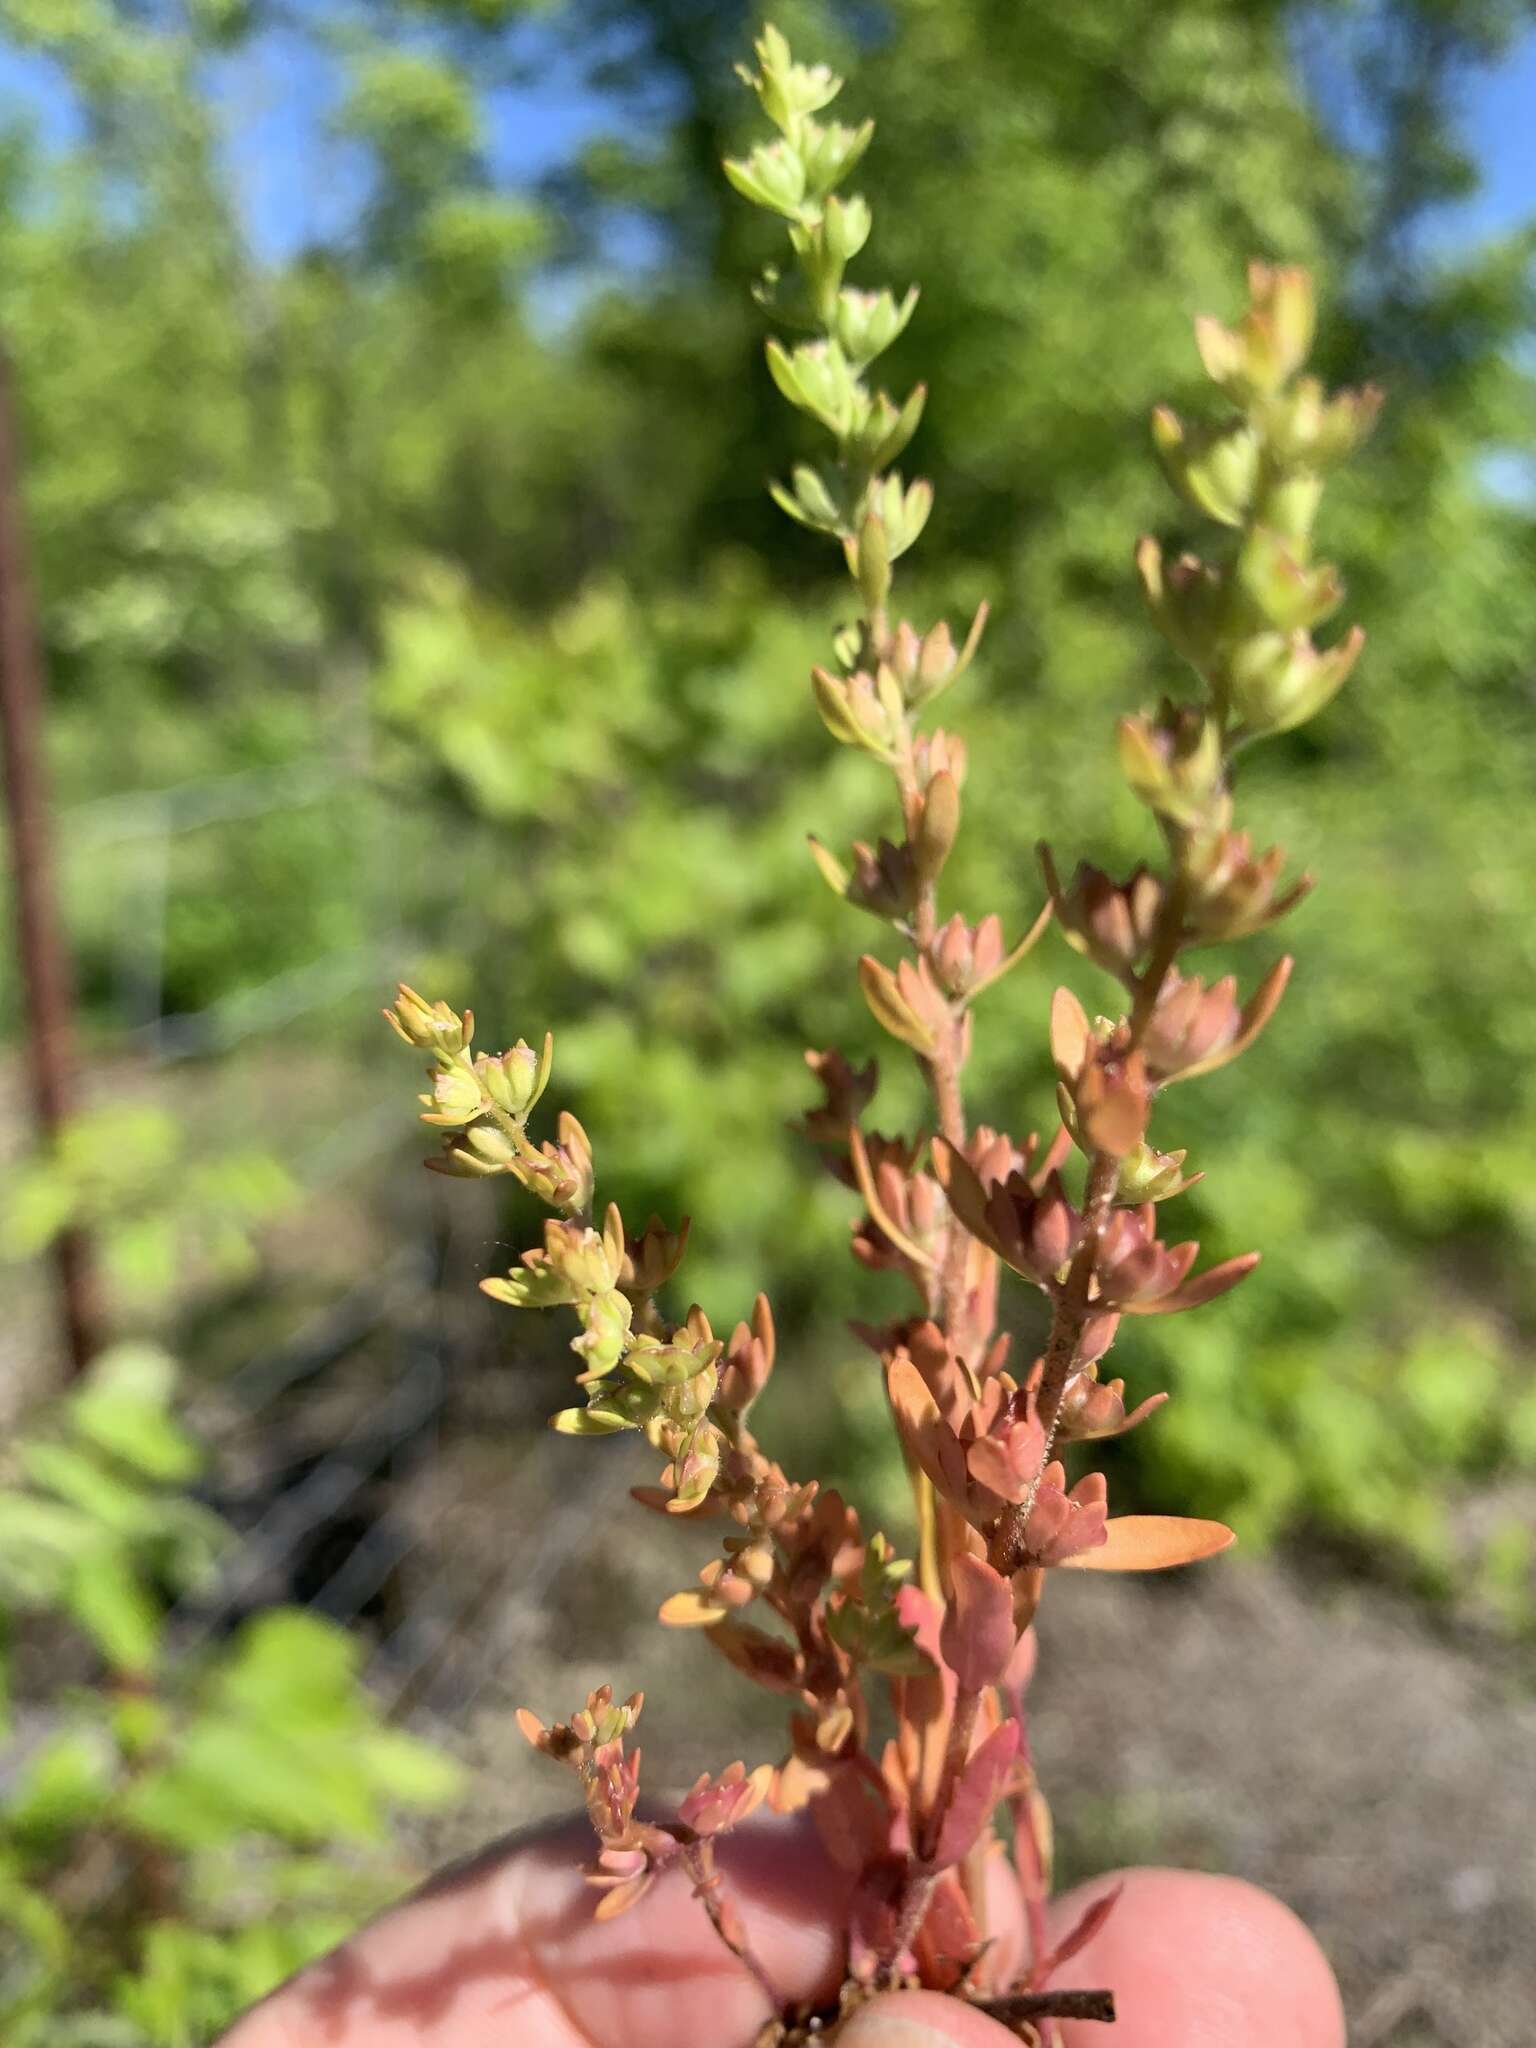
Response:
682,1840,781,2012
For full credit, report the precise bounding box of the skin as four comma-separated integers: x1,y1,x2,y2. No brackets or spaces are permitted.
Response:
217,1816,1346,2048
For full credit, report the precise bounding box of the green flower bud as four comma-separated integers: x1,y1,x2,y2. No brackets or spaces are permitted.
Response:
1195,262,1315,401
385,984,471,1057
865,472,932,561
426,1139,504,1180
1267,378,1383,470
670,1422,722,1511
845,383,926,470
1115,1141,1197,1204
848,506,891,613
769,462,851,537
420,1065,483,1127
799,118,874,199
766,337,858,435
811,664,904,757
476,1034,553,1121
1226,626,1364,739
833,285,918,369
463,1121,518,1167
736,23,842,131
573,1288,634,1379
722,138,808,220
820,192,871,265
1117,704,1226,827
626,1332,716,1387
1235,528,1344,634
1256,468,1324,545
1151,410,1261,528
1136,539,1226,675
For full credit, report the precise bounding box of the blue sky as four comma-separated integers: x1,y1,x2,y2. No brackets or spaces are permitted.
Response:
0,14,1532,265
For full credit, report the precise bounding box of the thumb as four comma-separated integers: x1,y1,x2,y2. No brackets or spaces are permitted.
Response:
838,1989,1021,2048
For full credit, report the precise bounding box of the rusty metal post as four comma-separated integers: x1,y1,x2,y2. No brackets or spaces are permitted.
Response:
0,346,99,1378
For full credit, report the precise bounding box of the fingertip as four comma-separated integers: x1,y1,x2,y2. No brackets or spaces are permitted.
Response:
838,1987,1023,2048
1048,1866,1345,2048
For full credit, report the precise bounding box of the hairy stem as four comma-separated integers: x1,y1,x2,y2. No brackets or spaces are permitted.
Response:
988,1150,1118,1574
1012,1716,1051,1987
1128,864,1192,1045
919,1682,982,1863
682,1842,781,2012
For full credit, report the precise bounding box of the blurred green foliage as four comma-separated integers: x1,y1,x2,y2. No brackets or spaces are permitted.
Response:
0,0,1532,1590
0,1347,461,2045
5,1102,295,1305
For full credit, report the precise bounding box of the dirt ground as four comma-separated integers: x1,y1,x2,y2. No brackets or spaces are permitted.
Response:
409,1433,1536,2048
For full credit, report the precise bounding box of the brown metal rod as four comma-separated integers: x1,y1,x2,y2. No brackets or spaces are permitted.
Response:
0,345,99,1379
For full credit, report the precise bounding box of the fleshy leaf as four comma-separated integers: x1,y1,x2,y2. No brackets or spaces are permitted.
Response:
1037,1880,1124,1980
1120,1251,1259,1315
939,1554,1015,1694
657,1590,730,1627
934,1718,1020,1868
1059,1515,1235,1571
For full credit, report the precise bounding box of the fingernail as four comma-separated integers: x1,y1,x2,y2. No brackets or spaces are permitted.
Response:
839,2016,949,2048
838,1990,992,2048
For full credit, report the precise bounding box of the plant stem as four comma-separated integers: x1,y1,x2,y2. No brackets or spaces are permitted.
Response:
988,1149,1118,1575
683,1842,781,2013
1128,866,1192,1045
919,1682,981,1863
1012,1717,1051,1987
880,1681,983,1984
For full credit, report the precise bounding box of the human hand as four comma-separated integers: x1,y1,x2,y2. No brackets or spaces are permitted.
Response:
217,1814,1343,2048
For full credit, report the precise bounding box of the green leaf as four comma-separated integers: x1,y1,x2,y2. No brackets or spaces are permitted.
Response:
68,1346,201,1485
357,1729,464,1807
19,1442,162,1540
0,1494,99,1596
7,1729,115,1843
211,1610,361,1725
63,1549,162,1676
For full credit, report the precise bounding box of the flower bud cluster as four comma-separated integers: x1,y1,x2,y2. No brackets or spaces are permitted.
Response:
1136,262,1378,753
516,1687,771,1922
385,985,596,1203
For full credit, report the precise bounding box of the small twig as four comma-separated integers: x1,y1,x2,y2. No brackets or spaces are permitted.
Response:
980,1988,1116,2025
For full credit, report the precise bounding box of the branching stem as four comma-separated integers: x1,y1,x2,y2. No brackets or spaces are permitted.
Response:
682,1842,781,2013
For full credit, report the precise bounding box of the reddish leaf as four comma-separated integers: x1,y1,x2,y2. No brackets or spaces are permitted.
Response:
1059,1515,1236,1571
849,1852,909,1980
708,1619,804,1694
914,1867,982,1991
939,1553,1016,1693
812,1762,897,1873
886,1353,956,1497
1038,1880,1124,1980
929,1135,991,1243
1179,954,1293,1082
1121,1249,1259,1315
1049,986,1092,1083
934,1719,1020,1869
1002,1624,1038,1705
